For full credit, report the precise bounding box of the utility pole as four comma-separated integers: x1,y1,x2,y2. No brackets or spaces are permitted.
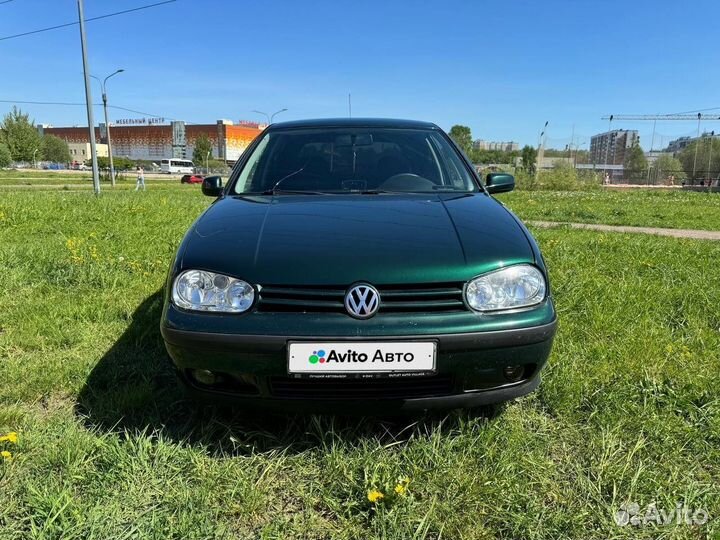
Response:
348,93,352,118
692,113,702,182
604,115,613,174
77,0,100,194
707,131,714,184
646,118,657,185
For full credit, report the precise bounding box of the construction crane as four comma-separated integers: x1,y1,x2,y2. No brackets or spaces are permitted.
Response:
601,113,720,121
598,113,719,180
600,112,719,151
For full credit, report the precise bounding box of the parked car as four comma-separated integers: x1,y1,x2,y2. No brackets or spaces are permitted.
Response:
180,174,204,184
161,118,557,412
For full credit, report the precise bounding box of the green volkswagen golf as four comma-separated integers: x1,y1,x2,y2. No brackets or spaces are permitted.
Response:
160,118,557,411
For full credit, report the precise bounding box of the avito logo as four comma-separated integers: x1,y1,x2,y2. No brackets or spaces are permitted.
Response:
308,348,415,364
308,350,327,364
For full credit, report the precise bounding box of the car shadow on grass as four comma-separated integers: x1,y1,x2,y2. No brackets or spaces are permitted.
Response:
76,290,500,455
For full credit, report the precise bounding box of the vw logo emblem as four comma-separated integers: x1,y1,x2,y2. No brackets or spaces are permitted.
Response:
344,284,380,319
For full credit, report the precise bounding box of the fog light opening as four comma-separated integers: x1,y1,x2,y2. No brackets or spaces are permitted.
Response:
503,365,525,382
192,369,217,386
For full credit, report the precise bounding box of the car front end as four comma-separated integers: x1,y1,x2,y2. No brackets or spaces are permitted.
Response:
160,119,557,411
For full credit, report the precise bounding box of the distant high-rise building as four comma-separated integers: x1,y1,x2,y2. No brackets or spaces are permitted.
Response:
666,132,719,154
590,130,639,165
472,140,519,152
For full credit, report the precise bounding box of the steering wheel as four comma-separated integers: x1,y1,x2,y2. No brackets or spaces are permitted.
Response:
379,173,436,191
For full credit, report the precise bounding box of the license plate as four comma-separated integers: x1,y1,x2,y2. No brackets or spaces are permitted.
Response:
288,341,436,376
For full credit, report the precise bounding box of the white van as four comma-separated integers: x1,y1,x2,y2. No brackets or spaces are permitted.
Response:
160,159,194,174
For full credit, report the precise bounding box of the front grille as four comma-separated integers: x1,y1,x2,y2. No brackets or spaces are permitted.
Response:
269,375,455,400
257,283,466,314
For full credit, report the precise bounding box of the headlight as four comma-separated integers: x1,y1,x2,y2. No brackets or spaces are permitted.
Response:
172,270,255,313
465,264,546,312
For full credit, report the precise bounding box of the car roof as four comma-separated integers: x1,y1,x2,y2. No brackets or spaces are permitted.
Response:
267,118,440,131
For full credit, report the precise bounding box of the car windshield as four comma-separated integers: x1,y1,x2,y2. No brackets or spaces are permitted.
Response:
231,127,478,194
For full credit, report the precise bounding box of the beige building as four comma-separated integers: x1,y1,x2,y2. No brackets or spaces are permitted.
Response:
68,142,109,162
472,140,519,152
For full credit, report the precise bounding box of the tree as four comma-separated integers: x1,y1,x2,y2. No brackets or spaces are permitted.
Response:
448,125,472,156
624,142,647,181
520,145,537,172
92,156,135,171
470,148,519,164
193,133,213,164
651,154,685,184
0,143,11,168
678,137,720,182
0,107,42,162
41,134,70,163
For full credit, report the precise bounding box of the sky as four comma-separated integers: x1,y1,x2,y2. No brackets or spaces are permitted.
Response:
1,0,719,149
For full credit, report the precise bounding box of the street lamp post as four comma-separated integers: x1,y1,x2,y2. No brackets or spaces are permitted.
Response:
692,113,702,183
206,150,210,175
707,131,715,185
252,108,288,125
32,148,38,169
91,69,124,187
604,115,613,174
535,121,548,182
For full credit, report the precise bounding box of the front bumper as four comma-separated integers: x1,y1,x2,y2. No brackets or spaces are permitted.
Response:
160,319,557,411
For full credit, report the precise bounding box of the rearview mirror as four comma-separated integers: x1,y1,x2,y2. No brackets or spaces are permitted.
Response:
485,173,515,194
202,176,223,197
335,134,374,146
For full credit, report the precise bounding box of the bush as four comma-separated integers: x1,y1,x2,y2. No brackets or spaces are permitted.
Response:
513,170,537,190
514,162,601,191
0,143,11,168
89,156,136,171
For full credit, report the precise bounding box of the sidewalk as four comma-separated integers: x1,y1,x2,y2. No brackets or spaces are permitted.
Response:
529,221,720,241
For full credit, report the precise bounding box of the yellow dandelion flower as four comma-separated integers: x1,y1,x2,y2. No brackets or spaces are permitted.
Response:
367,489,384,503
1,450,11,460
394,484,407,496
0,432,17,444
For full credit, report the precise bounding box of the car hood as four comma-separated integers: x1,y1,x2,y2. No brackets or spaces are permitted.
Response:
181,193,534,285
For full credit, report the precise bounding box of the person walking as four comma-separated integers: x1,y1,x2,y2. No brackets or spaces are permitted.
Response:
135,166,146,191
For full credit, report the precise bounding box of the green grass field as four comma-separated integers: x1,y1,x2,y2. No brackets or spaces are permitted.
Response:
3,169,719,231
1,186,719,539
499,189,720,231
0,169,182,190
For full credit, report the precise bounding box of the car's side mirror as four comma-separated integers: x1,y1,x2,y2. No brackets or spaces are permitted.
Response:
485,173,515,194
202,176,223,197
